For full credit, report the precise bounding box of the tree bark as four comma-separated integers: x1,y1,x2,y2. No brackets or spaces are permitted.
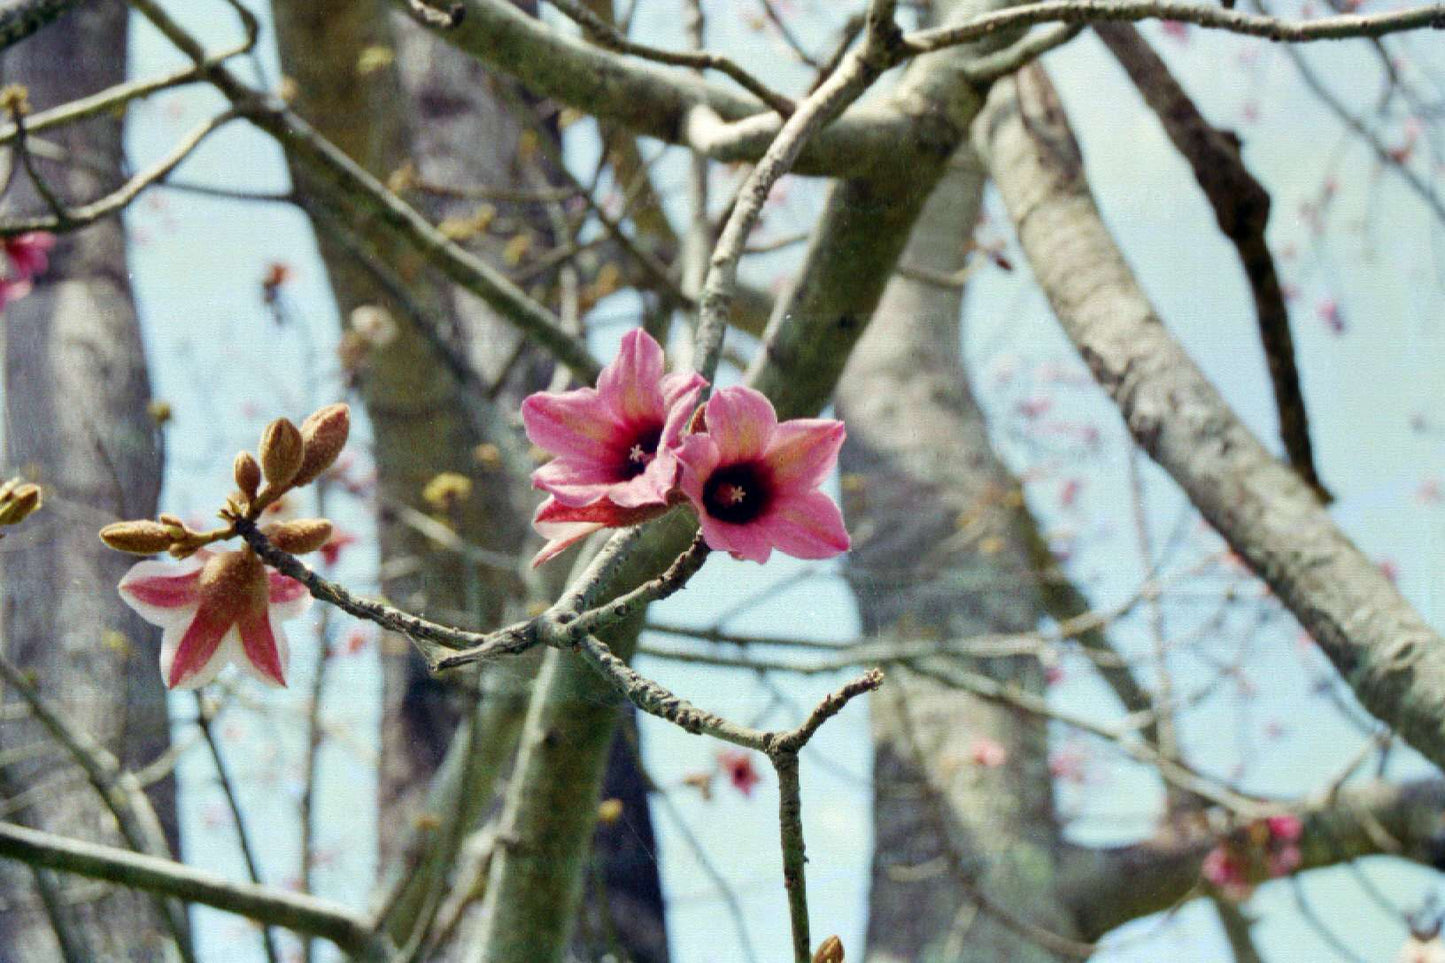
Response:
269,3,668,957
976,65,1445,776
0,3,176,958
839,154,1081,962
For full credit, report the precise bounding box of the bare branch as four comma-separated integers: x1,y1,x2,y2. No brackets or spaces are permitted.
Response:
977,65,1445,775
906,0,1445,55
0,822,392,961
1096,22,1327,499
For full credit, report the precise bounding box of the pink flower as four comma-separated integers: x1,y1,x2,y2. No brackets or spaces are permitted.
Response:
522,328,705,565
117,548,310,689
1202,846,1252,901
1266,814,1303,842
676,386,849,564
4,232,55,280
719,749,762,797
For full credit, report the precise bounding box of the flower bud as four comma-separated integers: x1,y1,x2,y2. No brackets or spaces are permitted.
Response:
0,482,41,526
100,520,176,555
812,936,844,963
233,451,261,501
262,518,333,555
292,404,351,487
259,418,304,489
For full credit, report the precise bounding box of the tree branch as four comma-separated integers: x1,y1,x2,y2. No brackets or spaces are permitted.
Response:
976,65,1445,774
1059,778,1445,939
0,822,392,961
1096,22,1327,500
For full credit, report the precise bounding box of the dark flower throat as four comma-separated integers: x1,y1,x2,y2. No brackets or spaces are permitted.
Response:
703,462,769,524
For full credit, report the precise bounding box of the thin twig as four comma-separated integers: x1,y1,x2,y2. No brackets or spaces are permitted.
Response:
546,0,795,115
192,693,280,963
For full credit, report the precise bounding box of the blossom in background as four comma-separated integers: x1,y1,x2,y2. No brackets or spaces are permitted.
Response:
0,231,55,308
5,232,54,278
522,328,704,565
118,548,310,689
676,385,848,564
719,749,762,797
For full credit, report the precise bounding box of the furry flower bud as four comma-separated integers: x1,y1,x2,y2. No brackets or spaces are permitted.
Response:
100,520,176,555
292,404,351,487
0,481,41,526
262,518,333,555
233,451,262,502
259,418,304,489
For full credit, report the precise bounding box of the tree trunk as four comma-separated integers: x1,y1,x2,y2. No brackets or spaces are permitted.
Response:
839,154,1081,961
0,3,176,959
269,4,667,957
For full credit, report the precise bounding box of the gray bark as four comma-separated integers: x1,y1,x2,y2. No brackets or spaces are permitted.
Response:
0,2,175,958
839,154,1079,962
976,65,1445,776
269,3,668,957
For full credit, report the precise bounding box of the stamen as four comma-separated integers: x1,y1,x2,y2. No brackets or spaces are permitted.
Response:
629,444,650,464
722,485,747,505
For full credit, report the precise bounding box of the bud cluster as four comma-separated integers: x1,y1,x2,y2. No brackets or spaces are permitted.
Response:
98,404,351,560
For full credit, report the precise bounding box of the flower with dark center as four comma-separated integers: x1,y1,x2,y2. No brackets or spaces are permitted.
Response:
521,328,705,565
677,385,849,564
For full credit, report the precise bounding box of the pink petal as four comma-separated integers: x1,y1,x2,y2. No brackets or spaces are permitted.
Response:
119,556,205,623
532,456,625,507
705,386,777,464
697,514,774,564
237,611,288,687
660,370,708,413
164,602,233,689
755,490,850,560
675,434,721,508
532,521,605,567
660,380,705,453
531,495,667,565
597,328,665,424
607,461,675,510
764,419,845,489
534,495,664,530
522,388,624,463
266,570,311,621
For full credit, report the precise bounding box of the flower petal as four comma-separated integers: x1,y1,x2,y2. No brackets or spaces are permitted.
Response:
764,419,845,489
119,555,205,625
607,461,675,509
522,388,624,463
755,490,850,560
531,521,605,568
697,514,774,564
531,495,667,565
237,611,289,687
532,456,624,507
162,602,233,689
660,370,708,413
266,570,311,620
675,434,721,509
705,386,777,464
597,328,665,424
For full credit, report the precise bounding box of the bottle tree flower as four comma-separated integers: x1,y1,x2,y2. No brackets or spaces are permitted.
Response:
676,385,849,564
522,328,704,565
118,548,311,689
100,403,350,689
